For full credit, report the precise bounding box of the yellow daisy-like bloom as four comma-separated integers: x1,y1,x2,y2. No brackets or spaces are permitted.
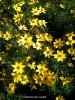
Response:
43,71,57,87
65,32,75,37
18,25,28,30
13,4,21,12
36,33,45,42
39,6,46,14
20,75,29,85
31,6,46,16
11,73,22,83
17,36,26,46
45,33,53,42
17,34,33,49
43,47,54,58
28,62,36,70
38,20,47,27
36,33,53,42
32,41,43,50
6,83,16,95
53,38,64,49
54,50,67,62
31,7,41,16
12,62,25,74
67,47,75,56
66,36,75,46
56,95,65,100
29,18,38,27
60,76,73,85
3,31,12,40
25,36,33,49
33,74,44,86
36,63,48,75
13,12,23,24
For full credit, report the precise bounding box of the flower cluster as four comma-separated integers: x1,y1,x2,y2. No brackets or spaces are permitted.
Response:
0,0,75,99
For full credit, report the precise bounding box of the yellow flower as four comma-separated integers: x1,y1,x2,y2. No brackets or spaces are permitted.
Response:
66,36,75,46
56,95,65,100
31,7,41,16
17,34,33,49
28,62,36,70
36,33,46,42
29,18,38,26
13,4,21,12
53,38,64,48
31,6,46,16
60,76,73,85
36,63,48,75
59,4,65,9
3,31,12,40
45,33,53,42
54,50,67,62
12,62,25,74
13,12,23,24
39,6,46,14
6,83,16,95
32,41,43,50
38,20,47,27
33,74,44,86
0,31,3,38
43,71,57,86
20,75,29,85
17,36,26,46
26,36,33,48
65,32,75,37
43,47,54,58
67,47,75,56
11,73,22,83
18,25,28,30
36,33,53,42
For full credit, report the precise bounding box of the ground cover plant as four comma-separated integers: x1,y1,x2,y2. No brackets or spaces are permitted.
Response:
0,0,75,100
